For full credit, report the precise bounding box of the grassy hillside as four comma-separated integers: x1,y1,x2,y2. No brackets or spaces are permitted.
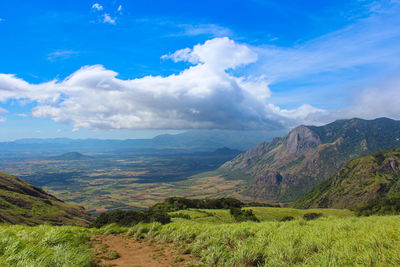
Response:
0,204,398,266
294,148,400,210
123,214,400,266
220,118,400,203
0,171,92,226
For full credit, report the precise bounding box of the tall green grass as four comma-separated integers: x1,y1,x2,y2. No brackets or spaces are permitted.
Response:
128,216,400,266
169,206,353,224
0,225,92,267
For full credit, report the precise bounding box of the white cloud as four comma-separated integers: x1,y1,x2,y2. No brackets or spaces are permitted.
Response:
92,3,103,11
103,13,116,24
0,107,7,123
163,37,258,70
249,2,400,83
0,38,321,131
339,78,400,120
178,24,232,37
47,50,79,61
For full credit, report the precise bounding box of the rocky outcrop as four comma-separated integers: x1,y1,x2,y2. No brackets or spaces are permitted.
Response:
283,126,321,154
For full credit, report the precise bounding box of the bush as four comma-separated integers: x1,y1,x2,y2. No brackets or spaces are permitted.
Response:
91,209,171,228
230,208,259,222
355,197,400,216
151,197,244,212
280,216,295,222
303,213,322,221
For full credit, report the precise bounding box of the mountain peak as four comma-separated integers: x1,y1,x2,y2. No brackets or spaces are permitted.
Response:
284,125,321,154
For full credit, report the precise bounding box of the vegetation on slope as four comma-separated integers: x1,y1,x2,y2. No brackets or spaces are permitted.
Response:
0,225,92,267
124,215,400,266
91,197,274,227
0,171,92,226
220,117,400,203
294,148,400,211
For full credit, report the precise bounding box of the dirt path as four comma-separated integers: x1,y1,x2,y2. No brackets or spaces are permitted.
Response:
92,234,195,267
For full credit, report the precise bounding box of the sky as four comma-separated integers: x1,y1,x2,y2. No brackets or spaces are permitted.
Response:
0,0,399,141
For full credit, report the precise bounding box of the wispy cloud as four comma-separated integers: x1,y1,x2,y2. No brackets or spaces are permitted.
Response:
103,13,116,24
0,18,4,23
0,107,8,123
178,24,232,37
90,3,121,25
47,50,79,61
91,3,103,11
248,1,400,83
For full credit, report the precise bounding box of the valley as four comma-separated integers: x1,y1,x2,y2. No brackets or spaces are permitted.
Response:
0,149,247,214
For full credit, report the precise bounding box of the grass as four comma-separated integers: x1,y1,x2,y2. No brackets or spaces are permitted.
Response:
169,206,354,224
0,225,92,267
127,215,400,266
0,206,398,266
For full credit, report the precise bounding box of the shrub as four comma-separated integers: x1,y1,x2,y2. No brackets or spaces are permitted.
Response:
150,197,244,212
303,213,322,221
355,197,400,216
230,208,259,222
280,216,295,222
91,209,171,228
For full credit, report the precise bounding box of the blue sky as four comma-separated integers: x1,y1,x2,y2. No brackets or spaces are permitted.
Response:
0,0,399,141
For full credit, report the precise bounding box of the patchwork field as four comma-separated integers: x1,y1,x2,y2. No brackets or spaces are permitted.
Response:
0,151,248,214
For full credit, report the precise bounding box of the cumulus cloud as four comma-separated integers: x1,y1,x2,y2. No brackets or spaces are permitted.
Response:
162,37,258,70
0,38,322,130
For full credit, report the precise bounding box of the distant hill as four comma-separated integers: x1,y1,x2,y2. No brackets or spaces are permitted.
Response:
220,118,400,203
294,148,400,209
50,152,91,160
0,129,285,157
0,171,93,226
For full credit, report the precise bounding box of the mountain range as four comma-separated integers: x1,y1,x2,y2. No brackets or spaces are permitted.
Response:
0,129,285,157
220,118,400,203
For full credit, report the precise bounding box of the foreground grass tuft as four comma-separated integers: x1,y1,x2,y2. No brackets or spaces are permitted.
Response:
128,215,400,266
0,225,92,267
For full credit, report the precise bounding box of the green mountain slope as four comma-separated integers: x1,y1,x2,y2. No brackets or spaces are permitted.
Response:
294,148,400,209
220,118,400,203
0,171,93,226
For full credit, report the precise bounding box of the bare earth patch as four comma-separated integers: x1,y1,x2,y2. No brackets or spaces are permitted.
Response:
92,234,195,267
